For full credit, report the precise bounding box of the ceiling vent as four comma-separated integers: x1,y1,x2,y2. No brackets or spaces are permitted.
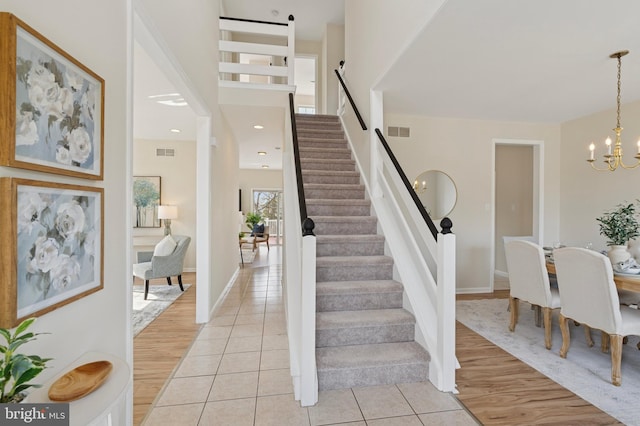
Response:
388,126,410,137
156,148,175,157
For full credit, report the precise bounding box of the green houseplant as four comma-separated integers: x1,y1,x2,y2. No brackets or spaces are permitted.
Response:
0,318,51,403
596,201,640,246
245,212,263,231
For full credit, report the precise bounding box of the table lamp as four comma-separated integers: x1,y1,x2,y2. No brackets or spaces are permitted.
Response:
158,205,178,235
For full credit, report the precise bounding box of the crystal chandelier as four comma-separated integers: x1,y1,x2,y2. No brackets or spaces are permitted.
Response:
587,50,640,171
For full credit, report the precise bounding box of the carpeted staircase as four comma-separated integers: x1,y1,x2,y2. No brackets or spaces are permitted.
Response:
295,113,430,390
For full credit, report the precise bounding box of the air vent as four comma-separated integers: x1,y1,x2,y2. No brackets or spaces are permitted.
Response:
387,126,410,138
156,148,176,157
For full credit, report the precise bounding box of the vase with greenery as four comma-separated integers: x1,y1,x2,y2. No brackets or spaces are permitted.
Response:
245,212,263,231
0,318,51,403
596,201,640,264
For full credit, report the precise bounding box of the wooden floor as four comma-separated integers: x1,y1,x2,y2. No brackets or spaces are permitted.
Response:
133,280,621,425
133,272,200,425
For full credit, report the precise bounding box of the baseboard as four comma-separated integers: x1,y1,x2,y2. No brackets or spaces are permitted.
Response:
494,270,508,278
183,267,196,273
208,268,240,320
456,286,493,294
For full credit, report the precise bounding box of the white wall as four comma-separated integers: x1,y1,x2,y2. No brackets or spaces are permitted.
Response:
133,139,197,269
139,0,240,321
385,113,561,292
560,100,640,250
322,24,345,115
0,0,130,421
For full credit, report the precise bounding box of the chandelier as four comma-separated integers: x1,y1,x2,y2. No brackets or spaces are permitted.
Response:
587,50,640,171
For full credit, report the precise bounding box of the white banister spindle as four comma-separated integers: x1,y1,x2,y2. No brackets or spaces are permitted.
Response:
436,232,456,392
287,16,295,86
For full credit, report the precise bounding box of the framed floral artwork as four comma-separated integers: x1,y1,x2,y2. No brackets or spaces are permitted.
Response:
0,178,104,328
133,176,161,228
0,13,104,180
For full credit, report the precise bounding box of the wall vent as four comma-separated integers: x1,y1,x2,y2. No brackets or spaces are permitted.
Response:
387,126,410,137
156,148,176,157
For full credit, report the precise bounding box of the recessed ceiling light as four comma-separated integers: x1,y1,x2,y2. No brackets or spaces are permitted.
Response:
170,128,181,133
258,151,267,156
262,165,269,169
253,125,264,130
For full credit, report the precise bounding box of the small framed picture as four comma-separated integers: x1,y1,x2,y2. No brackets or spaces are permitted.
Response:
0,13,104,180
0,178,104,328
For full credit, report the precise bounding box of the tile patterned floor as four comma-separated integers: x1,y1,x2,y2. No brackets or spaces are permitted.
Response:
143,250,477,425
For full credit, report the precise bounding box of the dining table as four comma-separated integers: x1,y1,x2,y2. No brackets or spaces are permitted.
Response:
546,261,640,293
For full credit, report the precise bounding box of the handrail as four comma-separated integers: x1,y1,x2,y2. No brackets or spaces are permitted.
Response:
220,15,292,27
375,128,439,239
289,93,315,236
334,68,367,130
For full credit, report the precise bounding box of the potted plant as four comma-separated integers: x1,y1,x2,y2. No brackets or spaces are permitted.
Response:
0,318,51,403
596,201,640,264
245,212,263,232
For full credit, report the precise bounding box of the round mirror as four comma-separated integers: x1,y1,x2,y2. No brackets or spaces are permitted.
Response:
412,170,457,220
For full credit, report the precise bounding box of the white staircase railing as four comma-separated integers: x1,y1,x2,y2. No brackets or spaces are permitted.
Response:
336,72,457,392
219,16,295,89
283,94,318,406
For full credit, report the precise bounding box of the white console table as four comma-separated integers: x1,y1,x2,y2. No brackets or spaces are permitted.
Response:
26,351,130,426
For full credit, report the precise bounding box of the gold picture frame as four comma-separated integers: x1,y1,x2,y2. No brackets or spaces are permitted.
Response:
0,13,104,180
0,178,104,328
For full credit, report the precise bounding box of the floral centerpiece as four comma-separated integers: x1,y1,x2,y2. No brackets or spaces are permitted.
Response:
596,201,640,264
0,318,51,403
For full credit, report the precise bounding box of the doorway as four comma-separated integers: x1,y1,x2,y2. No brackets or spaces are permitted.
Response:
294,56,316,113
252,189,283,245
492,139,544,290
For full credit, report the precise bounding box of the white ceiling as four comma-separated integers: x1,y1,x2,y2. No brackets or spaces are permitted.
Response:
134,0,640,171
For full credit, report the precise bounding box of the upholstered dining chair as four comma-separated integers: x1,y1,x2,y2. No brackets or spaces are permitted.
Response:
553,247,640,386
504,239,561,349
133,235,191,300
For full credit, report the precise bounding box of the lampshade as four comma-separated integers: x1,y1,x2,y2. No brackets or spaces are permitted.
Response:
158,205,178,220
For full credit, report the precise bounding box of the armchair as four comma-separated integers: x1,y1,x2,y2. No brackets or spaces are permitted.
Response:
252,225,269,251
133,235,191,300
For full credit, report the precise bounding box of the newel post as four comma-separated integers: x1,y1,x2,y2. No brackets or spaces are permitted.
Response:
436,217,456,391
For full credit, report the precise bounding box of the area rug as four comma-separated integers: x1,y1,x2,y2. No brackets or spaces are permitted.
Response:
132,284,191,336
240,249,256,264
457,299,640,425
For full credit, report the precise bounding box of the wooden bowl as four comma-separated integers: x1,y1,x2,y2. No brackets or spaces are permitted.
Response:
48,360,113,402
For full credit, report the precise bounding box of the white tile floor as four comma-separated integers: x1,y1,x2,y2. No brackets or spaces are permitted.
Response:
143,247,478,425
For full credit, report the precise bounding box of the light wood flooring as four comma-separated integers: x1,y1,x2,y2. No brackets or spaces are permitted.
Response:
134,278,620,425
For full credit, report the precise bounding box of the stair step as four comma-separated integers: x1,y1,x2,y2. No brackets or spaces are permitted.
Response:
316,342,430,391
296,113,339,123
316,255,393,281
316,234,384,256
316,309,415,347
299,147,352,160
301,158,356,172
307,199,370,217
317,280,404,311
304,183,365,200
298,139,348,150
298,130,345,140
302,171,360,185
312,216,377,235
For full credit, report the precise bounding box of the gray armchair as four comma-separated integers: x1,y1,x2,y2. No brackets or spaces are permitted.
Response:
133,235,191,300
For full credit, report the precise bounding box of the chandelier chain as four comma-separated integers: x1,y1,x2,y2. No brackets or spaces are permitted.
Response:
616,53,622,129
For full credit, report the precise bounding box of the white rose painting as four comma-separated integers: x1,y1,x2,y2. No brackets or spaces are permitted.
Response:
4,180,104,324
5,20,103,179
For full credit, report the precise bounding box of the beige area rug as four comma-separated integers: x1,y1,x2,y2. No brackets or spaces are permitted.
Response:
240,248,256,264
457,298,640,425
132,284,191,336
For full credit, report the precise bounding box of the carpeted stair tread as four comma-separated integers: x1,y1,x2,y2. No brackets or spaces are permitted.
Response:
301,158,356,172
312,216,378,236
316,255,393,266
299,147,352,159
302,171,360,185
316,234,384,244
316,280,403,295
317,309,414,329
316,280,403,312
316,342,430,390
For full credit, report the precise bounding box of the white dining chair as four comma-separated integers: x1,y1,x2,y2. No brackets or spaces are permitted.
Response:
554,247,640,386
504,239,561,349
